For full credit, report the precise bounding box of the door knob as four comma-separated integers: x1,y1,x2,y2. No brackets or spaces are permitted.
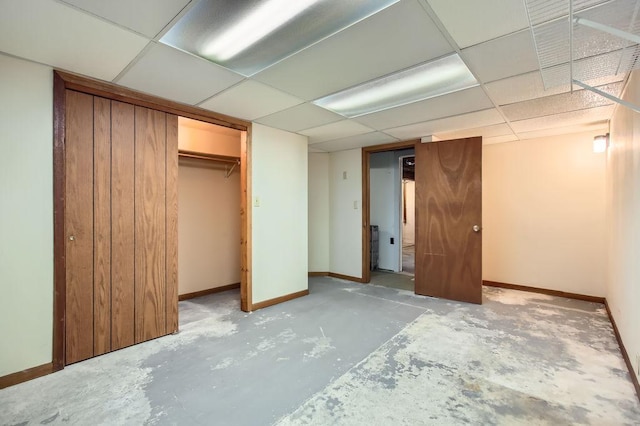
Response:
472,225,481,233
69,235,75,241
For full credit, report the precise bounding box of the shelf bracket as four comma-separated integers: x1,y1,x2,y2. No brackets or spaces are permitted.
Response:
225,160,240,178
573,79,640,113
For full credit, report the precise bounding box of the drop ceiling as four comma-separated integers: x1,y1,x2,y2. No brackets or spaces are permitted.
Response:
1,0,635,152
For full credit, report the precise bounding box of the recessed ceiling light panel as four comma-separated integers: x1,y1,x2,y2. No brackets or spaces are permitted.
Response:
160,0,399,76
313,54,478,118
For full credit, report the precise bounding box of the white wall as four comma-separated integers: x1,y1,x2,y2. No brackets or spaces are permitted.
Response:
329,149,362,278
0,55,53,376
251,123,308,304
308,153,330,272
402,179,415,247
608,70,640,377
178,160,241,295
483,131,607,296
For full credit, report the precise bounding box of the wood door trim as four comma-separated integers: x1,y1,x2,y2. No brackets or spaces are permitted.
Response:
56,71,248,131
361,140,418,283
53,70,253,370
52,72,66,372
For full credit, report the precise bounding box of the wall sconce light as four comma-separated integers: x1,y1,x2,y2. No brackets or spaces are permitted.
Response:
593,133,609,153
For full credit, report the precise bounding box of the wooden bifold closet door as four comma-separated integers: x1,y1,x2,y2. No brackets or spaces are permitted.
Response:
65,90,178,365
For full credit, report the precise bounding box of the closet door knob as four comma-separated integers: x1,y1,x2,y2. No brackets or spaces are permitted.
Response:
69,235,75,241
472,225,481,233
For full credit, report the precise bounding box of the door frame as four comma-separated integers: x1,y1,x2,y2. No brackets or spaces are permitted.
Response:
52,71,252,371
361,140,417,283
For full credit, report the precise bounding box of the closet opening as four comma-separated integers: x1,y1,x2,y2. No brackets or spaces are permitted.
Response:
177,117,243,303
53,70,252,371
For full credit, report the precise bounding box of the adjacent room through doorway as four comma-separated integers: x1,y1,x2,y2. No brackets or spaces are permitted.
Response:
400,155,415,275
369,148,415,292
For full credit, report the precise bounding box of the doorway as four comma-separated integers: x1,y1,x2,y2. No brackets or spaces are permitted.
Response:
177,118,242,301
362,137,483,304
366,144,416,292
400,155,415,276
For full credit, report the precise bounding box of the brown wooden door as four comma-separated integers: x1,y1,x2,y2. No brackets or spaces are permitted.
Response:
414,137,482,304
65,90,178,365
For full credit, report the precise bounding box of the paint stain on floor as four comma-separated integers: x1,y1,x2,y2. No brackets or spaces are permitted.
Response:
276,286,640,425
1,281,638,425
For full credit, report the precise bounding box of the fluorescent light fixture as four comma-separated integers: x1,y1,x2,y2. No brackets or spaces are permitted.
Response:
204,0,318,61
593,134,609,153
161,0,399,76
313,54,478,118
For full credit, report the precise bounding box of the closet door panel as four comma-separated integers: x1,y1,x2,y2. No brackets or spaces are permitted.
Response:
65,90,95,364
111,101,136,350
93,97,112,356
166,114,179,334
134,106,167,342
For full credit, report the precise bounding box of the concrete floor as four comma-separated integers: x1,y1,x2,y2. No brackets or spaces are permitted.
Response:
1,277,639,425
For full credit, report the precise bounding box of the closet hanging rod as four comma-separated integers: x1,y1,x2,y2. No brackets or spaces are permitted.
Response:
178,150,240,164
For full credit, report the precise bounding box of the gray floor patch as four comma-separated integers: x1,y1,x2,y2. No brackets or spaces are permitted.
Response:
1,278,638,425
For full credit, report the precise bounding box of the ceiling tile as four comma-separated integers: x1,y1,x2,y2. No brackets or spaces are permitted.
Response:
436,123,514,141
199,81,304,121
60,0,190,38
510,105,615,134
384,108,504,140
501,82,622,122
354,87,493,131
427,0,529,48
483,134,519,145
309,132,398,152
486,64,627,106
255,103,343,133
253,0,453,100
517,121,609,140
0,0,149,81
117,43,243,105
461,30,539,84
300,121,374,144
486,71,561,105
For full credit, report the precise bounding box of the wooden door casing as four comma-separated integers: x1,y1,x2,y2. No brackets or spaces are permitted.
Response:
414,137,482,304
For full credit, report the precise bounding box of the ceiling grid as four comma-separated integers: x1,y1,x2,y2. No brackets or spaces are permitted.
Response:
0,0,635,150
